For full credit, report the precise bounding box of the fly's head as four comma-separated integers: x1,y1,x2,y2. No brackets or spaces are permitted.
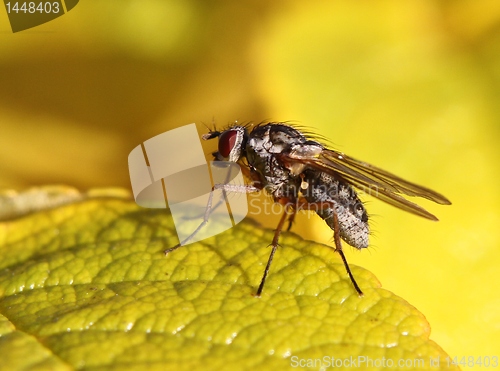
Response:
202,126,248,162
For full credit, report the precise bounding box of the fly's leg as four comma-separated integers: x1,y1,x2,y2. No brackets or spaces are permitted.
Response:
331,208,364,296
286,173,308,231
164,183,259,255
286,207,296,231
256,207,291,297
293,198,364,296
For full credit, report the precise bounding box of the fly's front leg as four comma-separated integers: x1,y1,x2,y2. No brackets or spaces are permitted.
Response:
164,183,260,254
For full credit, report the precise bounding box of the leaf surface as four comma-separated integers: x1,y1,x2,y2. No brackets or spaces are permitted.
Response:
0,191,459,370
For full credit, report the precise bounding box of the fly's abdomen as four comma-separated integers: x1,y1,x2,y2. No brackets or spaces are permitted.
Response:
303,171,369,249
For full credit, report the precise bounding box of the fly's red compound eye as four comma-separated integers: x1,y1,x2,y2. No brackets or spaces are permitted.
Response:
218,130,238,158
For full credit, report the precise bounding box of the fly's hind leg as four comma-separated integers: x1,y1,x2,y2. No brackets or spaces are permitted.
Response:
331,209,364,296
294,198,364,297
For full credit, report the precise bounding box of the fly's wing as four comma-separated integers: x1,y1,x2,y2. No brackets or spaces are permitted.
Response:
285,146,451,221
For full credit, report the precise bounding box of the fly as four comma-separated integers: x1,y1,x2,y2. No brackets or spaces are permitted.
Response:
165,122,451,297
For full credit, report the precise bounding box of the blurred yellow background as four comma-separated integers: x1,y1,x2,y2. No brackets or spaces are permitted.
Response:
1,0,499,365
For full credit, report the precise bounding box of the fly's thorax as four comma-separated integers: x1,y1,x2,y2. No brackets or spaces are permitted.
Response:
247,124,307,153
246,146,301,200
303,170,369,249
246,124,304,200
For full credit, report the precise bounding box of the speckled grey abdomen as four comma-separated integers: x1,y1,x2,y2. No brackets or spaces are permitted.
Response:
303,171,369,249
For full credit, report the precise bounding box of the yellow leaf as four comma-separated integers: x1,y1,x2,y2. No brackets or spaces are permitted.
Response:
0,189,459,370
